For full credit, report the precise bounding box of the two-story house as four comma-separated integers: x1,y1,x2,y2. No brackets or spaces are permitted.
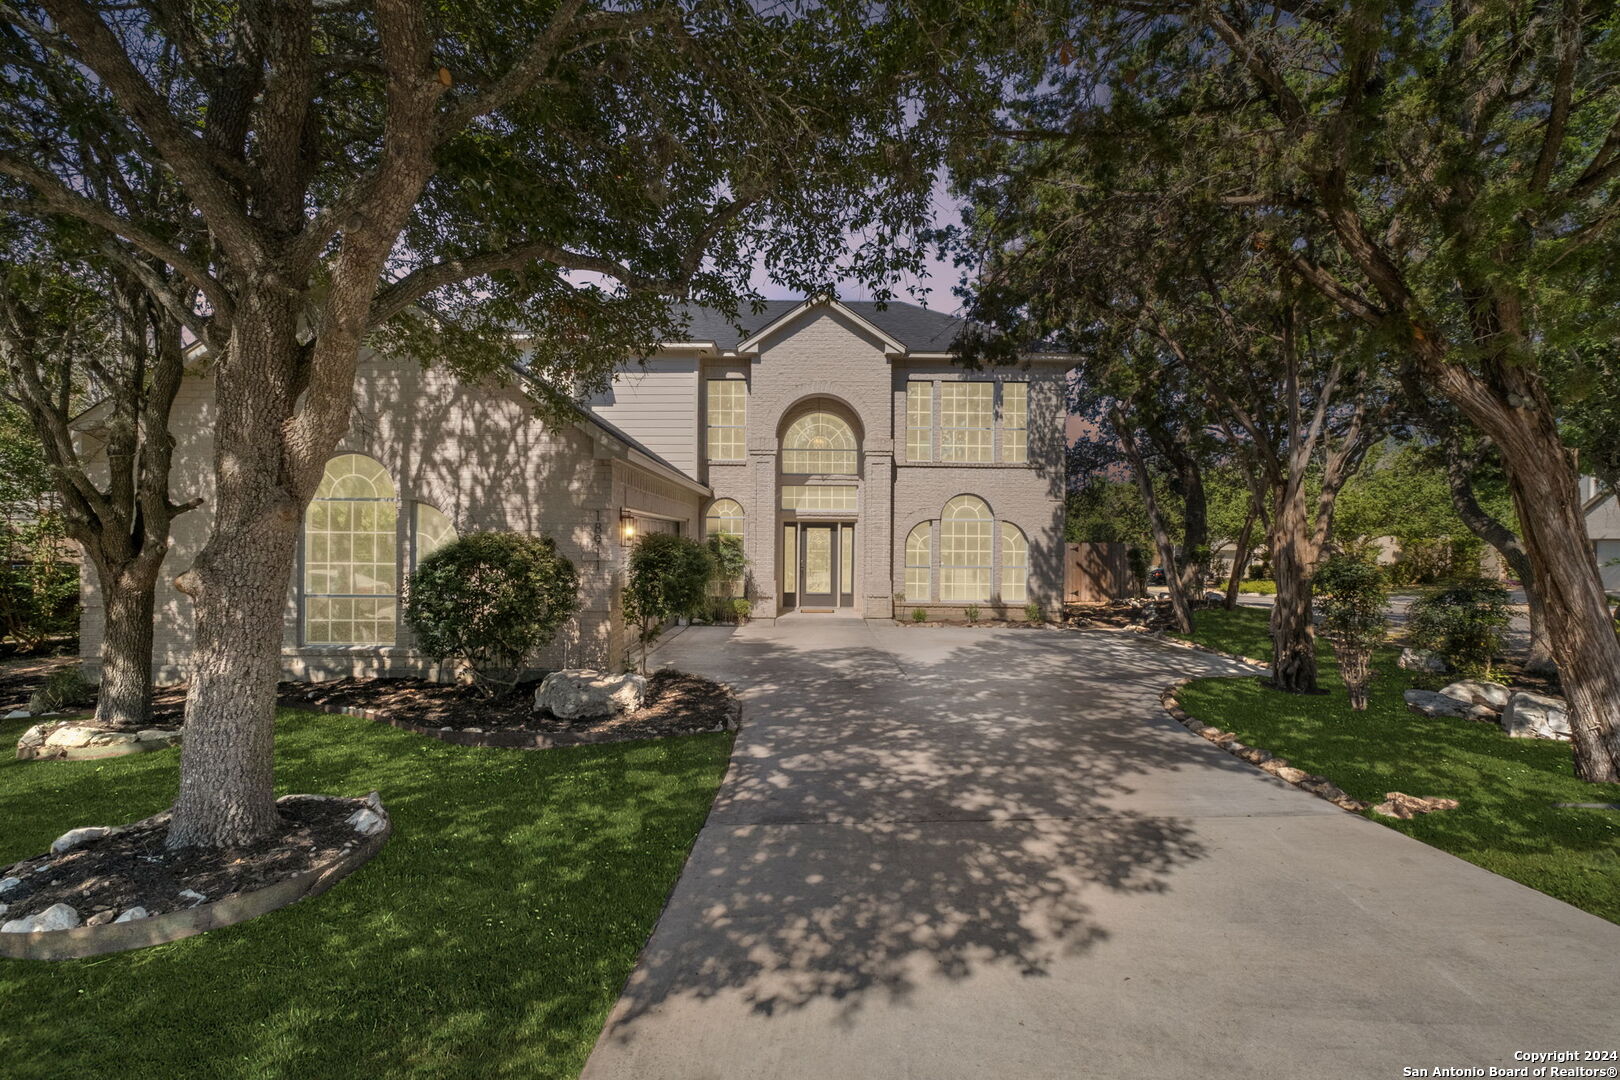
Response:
77,296,1071,681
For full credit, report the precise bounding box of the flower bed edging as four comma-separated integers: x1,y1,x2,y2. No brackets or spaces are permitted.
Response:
304,699,740,749
1160,679,1370,814
0,794,390,962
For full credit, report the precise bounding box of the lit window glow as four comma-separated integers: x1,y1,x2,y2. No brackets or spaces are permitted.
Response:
304,454,397,645
940,495,991,602
782,412,857,474
707,379,747,461
905,522,932,603
1000,522,1028,602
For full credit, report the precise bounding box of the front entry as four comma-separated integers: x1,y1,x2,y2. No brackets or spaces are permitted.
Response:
783,522,855,612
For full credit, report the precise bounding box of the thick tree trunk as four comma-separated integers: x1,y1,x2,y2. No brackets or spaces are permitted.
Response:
92,560,159,728
1268,491,1319,692
1497,441,1620,782
168,297,310,849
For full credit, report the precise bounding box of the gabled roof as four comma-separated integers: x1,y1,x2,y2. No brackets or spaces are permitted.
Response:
668,297,969,354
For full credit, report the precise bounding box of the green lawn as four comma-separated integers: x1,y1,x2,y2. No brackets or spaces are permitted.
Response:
1174,607,1620,924
0,709,732,1079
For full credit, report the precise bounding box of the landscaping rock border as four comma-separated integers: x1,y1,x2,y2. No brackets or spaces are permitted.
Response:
307,697,740,749
15,719,181,761
0,794,390,961
1160,679,1370,813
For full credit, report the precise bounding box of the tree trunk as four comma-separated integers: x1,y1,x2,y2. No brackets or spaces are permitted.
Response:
1225,503,1258,610
1113,411,1194,634
1496,437,1620,782
168,297,309,849
1438,431,1557,675
1268,489,1319,692
92,560,160,728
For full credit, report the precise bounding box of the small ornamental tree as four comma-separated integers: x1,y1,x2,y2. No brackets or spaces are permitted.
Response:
1314,555,1389,711
707,533,748,599
623,533,713,675
1407,580,1513,679
405,532,580,696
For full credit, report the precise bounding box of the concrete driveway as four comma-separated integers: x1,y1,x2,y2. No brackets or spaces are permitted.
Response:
581,620,1620,1080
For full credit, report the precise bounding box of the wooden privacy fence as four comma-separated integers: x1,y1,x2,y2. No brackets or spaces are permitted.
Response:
1065,542,1132,604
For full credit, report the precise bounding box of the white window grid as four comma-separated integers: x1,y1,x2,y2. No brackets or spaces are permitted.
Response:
705,498,745,542
304,454,398,645
782,411,858,474
1000,522,1028,602
707,379,746,461
1001,382,1028,465
906,382,933,462
940,382,993,462
940,495,992,602
905,522,932,603
781,485,858,512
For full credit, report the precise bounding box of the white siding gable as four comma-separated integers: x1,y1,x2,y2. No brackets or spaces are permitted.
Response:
585,355,699,477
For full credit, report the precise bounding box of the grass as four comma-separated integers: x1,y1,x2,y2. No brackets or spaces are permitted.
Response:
0,708,732,1079
1173,607,1620,924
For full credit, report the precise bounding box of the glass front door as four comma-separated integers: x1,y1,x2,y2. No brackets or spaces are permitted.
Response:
799,525,837,609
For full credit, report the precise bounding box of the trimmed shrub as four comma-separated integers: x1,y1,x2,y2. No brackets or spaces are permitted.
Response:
1406,578,1511,677
963,604,981,624
623,533,714,673
405,531,580,695
27,664,95,714
1314,555,1389,710
911,607,927,623
1024,602,1045,624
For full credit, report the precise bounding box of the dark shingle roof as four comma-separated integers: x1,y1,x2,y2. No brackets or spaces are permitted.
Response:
671,299,965,352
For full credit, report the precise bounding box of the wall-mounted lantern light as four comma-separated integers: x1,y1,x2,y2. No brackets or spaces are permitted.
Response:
620,512,637,540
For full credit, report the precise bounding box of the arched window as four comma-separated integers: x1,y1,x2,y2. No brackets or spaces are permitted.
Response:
304,454,398,645
781,412,857,475
1000,522,1028,602
905,522,932,603
940,495,992,603
413,503,457,570
705,498,745,542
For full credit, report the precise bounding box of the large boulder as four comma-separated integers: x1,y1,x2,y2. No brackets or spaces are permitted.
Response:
16,722,180,761
1398,648,1450,673
1501,691,1572,741
534,670,647,720
1438,680,1511,712
1403,689,1494,722
1,903,81,933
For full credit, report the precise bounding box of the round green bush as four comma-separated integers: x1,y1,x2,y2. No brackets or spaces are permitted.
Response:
623,532,714,672
404,531,580,694
1406,577,1511,677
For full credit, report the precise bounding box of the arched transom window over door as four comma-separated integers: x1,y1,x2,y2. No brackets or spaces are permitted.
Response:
781,412,857,475
940,495,992,603
304,453,398,645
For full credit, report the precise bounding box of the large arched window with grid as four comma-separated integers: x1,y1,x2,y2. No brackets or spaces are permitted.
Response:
905,522,932,603
705,498,745,542
1000,522,1028,602
939,495,992,603
303,454,398,645
781,412,857,475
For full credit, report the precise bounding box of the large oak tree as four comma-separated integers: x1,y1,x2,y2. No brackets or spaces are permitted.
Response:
0,0,959,845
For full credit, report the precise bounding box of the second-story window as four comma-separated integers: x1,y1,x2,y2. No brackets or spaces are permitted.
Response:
940,382,993,462
1002,382,1028,464
906,381,933,462
707,379,746,461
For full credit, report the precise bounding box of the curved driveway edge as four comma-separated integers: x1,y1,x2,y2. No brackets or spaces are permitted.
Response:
582,621,1620,1080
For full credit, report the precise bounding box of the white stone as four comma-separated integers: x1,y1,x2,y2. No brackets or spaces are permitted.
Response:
41,725,99,749
15,724,49,751
1404,689,1483,720
0,876,21,896
3,709,29,720
177,889,207,906
113,906,149,923
534,669,646,720
346,807,386,836
1438,680,1511,712
50,826,113,855
134,729,179,743
1502,691,1572,741
1,902,81,933
1398,648,1450,673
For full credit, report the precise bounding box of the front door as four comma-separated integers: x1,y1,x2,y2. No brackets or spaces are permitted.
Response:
799,524,838,610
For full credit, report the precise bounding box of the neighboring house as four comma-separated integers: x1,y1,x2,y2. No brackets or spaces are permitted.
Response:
1582,476,1620,595
77,296,1070,682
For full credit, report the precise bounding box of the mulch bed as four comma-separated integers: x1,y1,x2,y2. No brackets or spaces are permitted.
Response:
278,668,738,740
0,796,368,926
1,654,186,729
